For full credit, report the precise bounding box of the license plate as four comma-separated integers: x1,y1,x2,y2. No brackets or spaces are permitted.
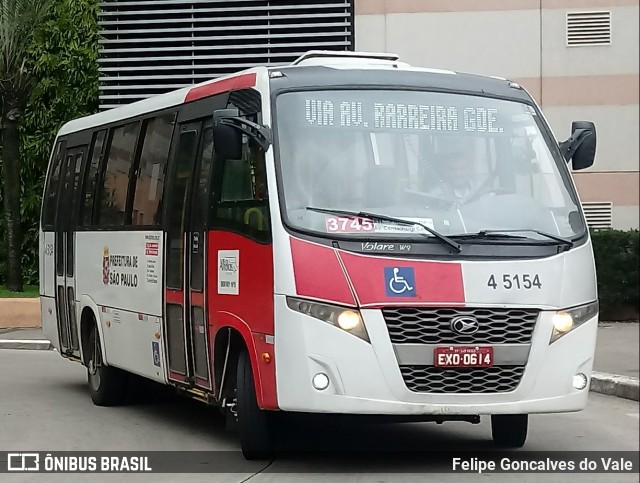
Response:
434,346,494,368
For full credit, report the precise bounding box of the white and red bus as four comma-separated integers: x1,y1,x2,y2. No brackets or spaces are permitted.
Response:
40,51,599,459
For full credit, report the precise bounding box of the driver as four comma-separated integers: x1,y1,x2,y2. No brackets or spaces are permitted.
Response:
429,151,476,204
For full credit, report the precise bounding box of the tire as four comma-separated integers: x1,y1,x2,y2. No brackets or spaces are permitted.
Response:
491,414,528,448
236,349,276,460
87,324,127,406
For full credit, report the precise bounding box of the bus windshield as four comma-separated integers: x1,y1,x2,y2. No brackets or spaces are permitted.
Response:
275,89,586,242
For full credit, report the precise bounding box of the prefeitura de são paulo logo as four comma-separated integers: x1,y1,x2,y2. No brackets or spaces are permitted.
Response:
102,247,109,284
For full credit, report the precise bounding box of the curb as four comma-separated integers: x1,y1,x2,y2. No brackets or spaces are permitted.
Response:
0,339,54,351
590,371,639,402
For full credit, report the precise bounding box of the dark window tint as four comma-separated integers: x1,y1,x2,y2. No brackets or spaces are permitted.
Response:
132,113,176,226
56,154,74,276
214,141,270,240
42,142,64,228
192,128,214,226
66,152,84,276
81,131,106,226
98,122,140,226
190,127,214,291
166,130,199,290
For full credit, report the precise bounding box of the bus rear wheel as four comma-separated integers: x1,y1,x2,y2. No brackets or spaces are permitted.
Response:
491,414,528,448
87,325,127,406
236,349,276,460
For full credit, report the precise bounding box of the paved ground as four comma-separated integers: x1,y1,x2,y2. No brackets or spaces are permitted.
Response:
0,349,637,482
594,323,639,378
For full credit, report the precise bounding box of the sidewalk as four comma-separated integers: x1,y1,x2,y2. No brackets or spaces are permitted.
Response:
0,323,638,400
594,322,639,378
591,322,639,401
0,327,52,350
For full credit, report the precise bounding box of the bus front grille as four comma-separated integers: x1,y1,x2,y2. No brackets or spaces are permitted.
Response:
382,307,539,345
400,365,525,394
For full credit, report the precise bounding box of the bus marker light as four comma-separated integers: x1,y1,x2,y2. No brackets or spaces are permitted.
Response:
106,321,111,328
261,352,271,364
573,373,588,390
154,332,161,339
312,373,330,390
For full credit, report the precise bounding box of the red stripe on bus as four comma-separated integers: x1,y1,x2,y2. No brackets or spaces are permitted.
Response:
190,291,205,307
165,289,182,305
252,332,278,410
290,237,356,306
184,73,257,103
338,251,465,306
207,230,277,409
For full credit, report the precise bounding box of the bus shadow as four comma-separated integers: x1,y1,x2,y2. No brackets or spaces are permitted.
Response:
263,412,504,472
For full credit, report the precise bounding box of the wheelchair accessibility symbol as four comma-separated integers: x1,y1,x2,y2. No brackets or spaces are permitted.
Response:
384,267,416,297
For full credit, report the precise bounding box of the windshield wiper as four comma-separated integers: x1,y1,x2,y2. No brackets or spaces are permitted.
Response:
452,229,574,248
305,207,461,253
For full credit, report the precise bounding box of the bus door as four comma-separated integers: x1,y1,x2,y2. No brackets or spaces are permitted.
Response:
164,120,214,390
54,145,86,356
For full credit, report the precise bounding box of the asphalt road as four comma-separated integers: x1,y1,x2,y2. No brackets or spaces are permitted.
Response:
1,349,638,483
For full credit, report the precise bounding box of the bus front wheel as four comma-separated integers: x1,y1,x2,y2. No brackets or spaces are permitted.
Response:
87,325,127,406
236,349,276,460
491,414,528,448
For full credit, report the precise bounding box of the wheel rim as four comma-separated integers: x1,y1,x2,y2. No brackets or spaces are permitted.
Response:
88,333,101,391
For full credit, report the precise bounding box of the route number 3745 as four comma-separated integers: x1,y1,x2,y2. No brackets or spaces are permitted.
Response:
487,274,542,290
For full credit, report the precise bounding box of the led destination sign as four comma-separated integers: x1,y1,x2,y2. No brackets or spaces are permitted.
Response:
304,98,505,133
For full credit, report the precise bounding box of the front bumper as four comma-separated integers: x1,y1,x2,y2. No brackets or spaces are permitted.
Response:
273,296,597,415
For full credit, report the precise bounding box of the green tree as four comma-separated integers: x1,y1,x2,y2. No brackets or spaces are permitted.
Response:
0,0,99,288
0,0,54,291
19,0,100,285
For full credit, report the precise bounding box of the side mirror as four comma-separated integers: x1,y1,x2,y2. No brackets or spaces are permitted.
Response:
559,121,596,170
213,109,242,160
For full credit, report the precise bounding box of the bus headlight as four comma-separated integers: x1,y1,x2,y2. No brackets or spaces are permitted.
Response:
550,301,598,344
286,297,369,343
337,310,361,331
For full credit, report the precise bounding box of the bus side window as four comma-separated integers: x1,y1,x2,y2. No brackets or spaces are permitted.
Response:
131,112,176,226
96,121,141,226
80,130,107,226
42,141,65,229
213,139,270,241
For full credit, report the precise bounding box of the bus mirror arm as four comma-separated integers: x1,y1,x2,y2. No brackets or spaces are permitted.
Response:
558,121,596,170
216,116,273,152
559,129,590,161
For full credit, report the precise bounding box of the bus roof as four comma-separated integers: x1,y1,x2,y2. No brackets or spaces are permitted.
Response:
57,67,265,136
57,51,529,137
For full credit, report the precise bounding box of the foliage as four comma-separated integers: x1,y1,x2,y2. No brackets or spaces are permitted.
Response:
0,283,38,297
0,0,54,99
1,0,59,291
0,0,99,285
591,229,640,320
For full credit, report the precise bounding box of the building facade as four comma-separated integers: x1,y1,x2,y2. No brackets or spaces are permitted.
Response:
354,0,638,230
99,0,639,229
